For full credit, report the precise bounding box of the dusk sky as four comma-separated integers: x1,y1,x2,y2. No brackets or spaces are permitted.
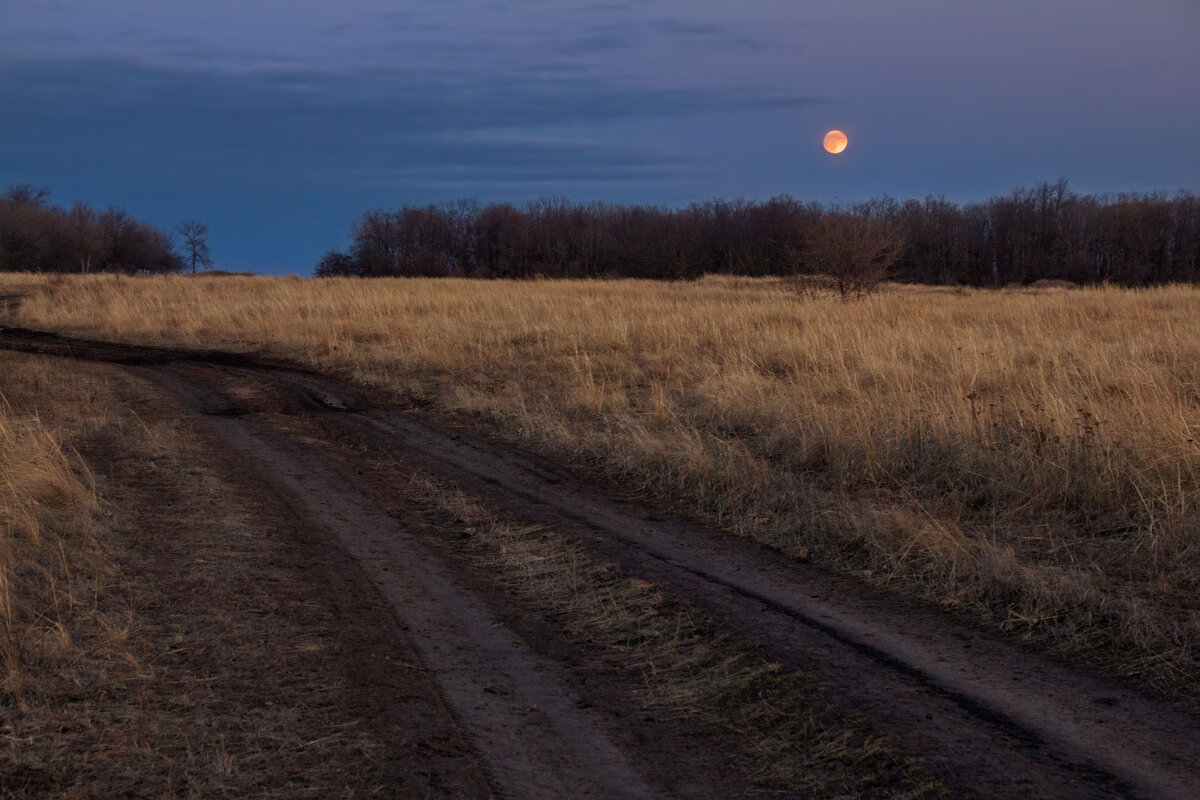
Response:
3,1,1198,274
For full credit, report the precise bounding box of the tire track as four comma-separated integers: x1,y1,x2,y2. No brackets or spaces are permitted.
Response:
338,410,1193,800
212,412,656,800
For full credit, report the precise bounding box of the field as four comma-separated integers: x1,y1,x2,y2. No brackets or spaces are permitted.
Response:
3,273,1200,797
7,274,1198,691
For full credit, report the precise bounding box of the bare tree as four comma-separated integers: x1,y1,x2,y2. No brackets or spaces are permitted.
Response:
67,202,100,273
4,184,50,208
176,219,213,273
801,212,905,298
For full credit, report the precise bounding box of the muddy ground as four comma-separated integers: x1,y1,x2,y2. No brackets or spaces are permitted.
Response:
2,325,1199,799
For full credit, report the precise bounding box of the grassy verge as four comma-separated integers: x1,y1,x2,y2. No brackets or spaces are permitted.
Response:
3,273,1198,700
0,363,111,719
0,354,145,795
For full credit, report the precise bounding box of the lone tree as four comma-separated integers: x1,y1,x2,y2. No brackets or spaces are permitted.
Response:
801,212,905,298
176,219,213,273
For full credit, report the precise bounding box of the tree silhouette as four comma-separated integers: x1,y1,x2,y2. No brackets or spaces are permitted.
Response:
802,212,906,298
176,219,213,273
314,184,1199,286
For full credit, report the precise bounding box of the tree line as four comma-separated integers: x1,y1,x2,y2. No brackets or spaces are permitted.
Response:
318,180,1200,286
0,185,212,274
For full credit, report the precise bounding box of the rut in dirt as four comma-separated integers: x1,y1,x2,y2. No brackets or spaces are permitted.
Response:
198,411,661,800
4,325,1200,800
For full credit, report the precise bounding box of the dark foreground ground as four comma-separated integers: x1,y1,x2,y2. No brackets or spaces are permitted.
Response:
2,325,1200,799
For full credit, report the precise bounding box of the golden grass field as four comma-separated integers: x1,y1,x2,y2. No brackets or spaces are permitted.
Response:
3,273,1198,697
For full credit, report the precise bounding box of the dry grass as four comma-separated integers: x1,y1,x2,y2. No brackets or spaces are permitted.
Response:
3,272,1199,698
0,366,108,713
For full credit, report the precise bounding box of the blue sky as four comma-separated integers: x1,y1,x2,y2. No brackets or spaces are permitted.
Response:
2,1,1198,274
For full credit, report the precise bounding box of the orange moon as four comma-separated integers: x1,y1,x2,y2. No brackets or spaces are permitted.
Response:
823,130,848,154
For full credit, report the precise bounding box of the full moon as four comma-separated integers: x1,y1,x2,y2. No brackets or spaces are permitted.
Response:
823,130,848,154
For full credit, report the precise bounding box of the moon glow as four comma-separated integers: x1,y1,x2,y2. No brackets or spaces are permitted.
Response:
823,130,848,154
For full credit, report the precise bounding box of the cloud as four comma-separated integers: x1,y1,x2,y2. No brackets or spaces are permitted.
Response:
362,136,696,188
1,3,791,85
0,55,821,191
644,17,769,50
551,32,635,55
582,2,637,12
647,19,728,36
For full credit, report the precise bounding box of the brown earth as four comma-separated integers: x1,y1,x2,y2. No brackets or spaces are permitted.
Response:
3,324,1200,799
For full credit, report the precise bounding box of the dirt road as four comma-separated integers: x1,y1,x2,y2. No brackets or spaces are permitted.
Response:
3,324,1199,799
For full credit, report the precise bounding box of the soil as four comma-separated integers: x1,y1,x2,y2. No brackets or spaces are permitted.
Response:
4,324,1200,799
